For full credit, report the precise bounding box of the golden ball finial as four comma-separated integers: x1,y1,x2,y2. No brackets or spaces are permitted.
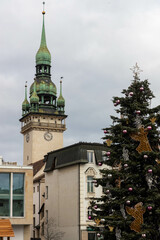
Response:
42,2,45,14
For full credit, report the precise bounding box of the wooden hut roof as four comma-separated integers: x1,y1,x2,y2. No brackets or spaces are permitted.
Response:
0,219,15,237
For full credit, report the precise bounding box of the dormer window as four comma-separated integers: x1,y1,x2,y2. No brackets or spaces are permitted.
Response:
87,151,94,163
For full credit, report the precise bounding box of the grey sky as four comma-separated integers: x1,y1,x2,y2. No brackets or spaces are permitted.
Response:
1,0,160,164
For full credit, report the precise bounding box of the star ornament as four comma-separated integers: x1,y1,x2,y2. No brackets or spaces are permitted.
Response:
130,63,143,79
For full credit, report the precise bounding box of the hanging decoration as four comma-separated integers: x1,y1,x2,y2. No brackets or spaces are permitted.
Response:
122,147,129,161
115,177,121,188
106,139,113,147
108,226,114,232
145,173,153,190
120,204,127,219
126,202,146,233
135,115,142,129
95,218,101,226
130,126,152,153
150,117,156,124
115,227,121,240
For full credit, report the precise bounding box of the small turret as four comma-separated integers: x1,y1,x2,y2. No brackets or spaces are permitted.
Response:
22,82,30,116
57,78,65,114
30,82,39,112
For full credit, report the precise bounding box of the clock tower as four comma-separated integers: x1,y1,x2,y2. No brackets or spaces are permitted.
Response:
20,7,67,166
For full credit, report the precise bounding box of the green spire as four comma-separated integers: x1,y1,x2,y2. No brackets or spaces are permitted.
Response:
36,3,51,66
22,82,29,112
57,78,65,107
30,82,39,104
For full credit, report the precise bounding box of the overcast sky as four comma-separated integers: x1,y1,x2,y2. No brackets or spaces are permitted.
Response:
1,0,160,164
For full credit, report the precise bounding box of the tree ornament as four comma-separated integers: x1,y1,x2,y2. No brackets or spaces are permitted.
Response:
148,169,152,173
142,233,146,238
116,99,120,104
126,200,131,205
130,126,152,153
88,216,92,220
115,227,121,240
129,92,134,96
122,147,129,161
114,103,117,107
115,177,121,188
135,115,142,129
101,218,105,223
126,202,146,233
106,139,112,146
95,218,101,226
108,174,112,179
98,162,102,166
123,130,127,134
124,163,128,168
106,151,111,156
97,233,101,237
148,206,152,211
136,110,141,114
143,155,148,159
145,173,153,190
150,117,156,124
108,226,114,232
120,204,127,219
94,205,98,209
140,87,144,91
104,130,108,134
106,189,110,193
128,187,133,191
147,126,152,130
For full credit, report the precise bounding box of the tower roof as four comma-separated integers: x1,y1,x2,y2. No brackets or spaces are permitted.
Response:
36,6,51,66
30,82,39,104
22,82,29,111
57,79,65,107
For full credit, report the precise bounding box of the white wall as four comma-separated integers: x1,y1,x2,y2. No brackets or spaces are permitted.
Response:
12,225,24,240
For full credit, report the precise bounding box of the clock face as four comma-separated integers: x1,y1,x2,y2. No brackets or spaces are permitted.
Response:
26,133,30,143
44,132,53,141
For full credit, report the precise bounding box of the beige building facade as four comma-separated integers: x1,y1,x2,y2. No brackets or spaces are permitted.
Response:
44,142,107,240
0,160,33,240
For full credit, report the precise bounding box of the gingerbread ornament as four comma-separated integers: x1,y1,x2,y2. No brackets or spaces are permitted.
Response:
130,126,152,153
126,202,146,233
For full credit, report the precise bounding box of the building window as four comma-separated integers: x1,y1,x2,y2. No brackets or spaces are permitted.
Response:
87,176,94,193
46,186,48,199
33,204,35,214
37,185,39,192
12,173,24,217
87,151,94,163
0,173,24,217
88,233,97,240
0,173,10,216
33,187,35,193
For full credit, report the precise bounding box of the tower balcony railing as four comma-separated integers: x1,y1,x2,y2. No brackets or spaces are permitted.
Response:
21,121,66,133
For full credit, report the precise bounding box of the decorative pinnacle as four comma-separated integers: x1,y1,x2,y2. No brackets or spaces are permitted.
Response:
25,81,27,87
130,63,143,79
60,76,63,83
42,2,45,15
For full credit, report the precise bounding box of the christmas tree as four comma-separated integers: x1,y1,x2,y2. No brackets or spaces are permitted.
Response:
90,64,160,240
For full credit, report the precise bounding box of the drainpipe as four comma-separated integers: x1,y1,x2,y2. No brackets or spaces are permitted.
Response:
39,181,41,234
78,164,80,240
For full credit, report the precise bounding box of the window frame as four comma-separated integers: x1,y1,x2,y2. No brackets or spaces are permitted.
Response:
0,172,25,218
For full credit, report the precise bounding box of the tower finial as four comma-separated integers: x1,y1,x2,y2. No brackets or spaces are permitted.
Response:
42,2,45,15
